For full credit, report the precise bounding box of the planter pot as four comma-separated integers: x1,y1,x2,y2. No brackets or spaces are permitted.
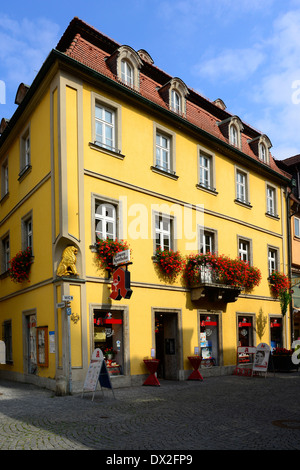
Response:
106,354,114,360
271,355,297,372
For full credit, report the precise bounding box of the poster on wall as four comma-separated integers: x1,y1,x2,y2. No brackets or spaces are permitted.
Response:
252,343,270,373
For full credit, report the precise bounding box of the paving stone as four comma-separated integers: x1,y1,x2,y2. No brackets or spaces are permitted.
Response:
0,373,299,451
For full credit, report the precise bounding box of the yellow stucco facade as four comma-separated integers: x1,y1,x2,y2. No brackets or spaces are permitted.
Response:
0,20,292,393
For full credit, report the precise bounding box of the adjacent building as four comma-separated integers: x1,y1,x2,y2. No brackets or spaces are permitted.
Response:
0,18,293,393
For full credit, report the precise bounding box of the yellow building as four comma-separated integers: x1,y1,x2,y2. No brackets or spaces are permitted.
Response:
0,18,293,393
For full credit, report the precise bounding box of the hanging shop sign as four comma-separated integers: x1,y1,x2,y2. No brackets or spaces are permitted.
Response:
110,267,133,301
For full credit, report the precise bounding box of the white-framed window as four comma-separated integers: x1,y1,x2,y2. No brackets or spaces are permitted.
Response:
91,94,122,156
19,126,31,178
24,218,33,250
171,90,181,114
95,201,117,241
266,184,277,217
200,231,214,254
95,104,115,151
239,239,250,263
295,217,300,238
1,159,8,198
156,132,171,173
199,153,211,189
236,169,249,204
259,143,267,162
268,247,278,276
1,234,10,273
155,214,173,251
229,124,238,147
121,59,133,87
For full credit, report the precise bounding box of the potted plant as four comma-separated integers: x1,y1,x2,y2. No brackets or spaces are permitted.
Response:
104,347,116,360
183,252,261,291
154,247,184,281
9,247,33,283
268,271,291,316
95,238,130,273
271,347,296,372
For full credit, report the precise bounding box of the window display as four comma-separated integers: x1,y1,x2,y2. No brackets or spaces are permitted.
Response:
200,314,219,366
93,310,123,375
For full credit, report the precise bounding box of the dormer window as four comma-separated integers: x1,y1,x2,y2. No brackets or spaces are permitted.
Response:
121,60,133,87
229,124,238,147
218,116,243,149
171,90,181,114
106,45,142,91
248,134,272,165
259,142,267,162
158,77,189,117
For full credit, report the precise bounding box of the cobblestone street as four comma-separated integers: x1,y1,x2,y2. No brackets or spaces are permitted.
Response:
0,372,299,455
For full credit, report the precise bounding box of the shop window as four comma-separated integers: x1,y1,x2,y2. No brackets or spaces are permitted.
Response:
93,310,124,376
270,317,283,350
200,314,219,366
238,315,254,362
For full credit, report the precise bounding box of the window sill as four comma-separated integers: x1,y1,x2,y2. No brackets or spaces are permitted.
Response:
151,166,179,180
265,212,279,220
18,165,32,181
0,191,9,204
234,198,252,209
196,184,218,195
89,142,125,160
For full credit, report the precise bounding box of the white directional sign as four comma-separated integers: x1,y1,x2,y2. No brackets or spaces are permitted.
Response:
113,249,130,266
62,295,73,301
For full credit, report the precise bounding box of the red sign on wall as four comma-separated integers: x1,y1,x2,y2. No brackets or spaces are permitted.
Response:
110,267,133,301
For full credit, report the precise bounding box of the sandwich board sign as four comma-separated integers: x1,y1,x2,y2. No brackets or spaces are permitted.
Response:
82,348,115,400
252,343,270,376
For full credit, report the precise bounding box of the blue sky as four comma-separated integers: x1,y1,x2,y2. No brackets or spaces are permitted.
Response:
1,0,300,160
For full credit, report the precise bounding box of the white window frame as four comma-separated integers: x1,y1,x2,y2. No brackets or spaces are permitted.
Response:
229,124,238,147
22,212,33,251
268,246,279,276
121,59,133,87
171,90,181,114
237,237,252,264
1,158,8,198
266,183,278,217
95,201,117,241
235,167,250,205
154,213,174,252
95,103,115,151
1,234,10,273
200,231,214,254
19,125,31,178
152,122,176,177
92,194,123,246
91,93,122,156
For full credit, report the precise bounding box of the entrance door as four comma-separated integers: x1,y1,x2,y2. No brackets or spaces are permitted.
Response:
155,312,178,380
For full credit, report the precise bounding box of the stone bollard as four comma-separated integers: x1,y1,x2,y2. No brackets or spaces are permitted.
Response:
55,375,68,396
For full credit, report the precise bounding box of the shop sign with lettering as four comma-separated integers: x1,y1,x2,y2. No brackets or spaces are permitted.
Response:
110,267,133,301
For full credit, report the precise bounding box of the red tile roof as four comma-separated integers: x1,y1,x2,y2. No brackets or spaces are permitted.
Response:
57,17,290,180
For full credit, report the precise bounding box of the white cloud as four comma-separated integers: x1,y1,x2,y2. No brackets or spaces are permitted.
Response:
193,47,265,82
0,15,60,83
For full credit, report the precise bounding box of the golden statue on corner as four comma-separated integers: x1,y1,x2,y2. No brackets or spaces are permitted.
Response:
57,246,78,277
